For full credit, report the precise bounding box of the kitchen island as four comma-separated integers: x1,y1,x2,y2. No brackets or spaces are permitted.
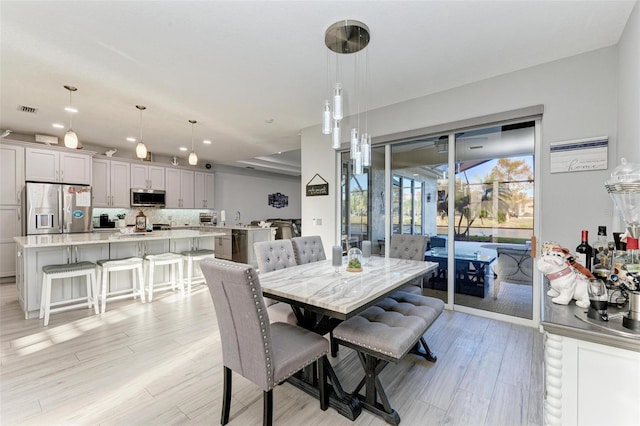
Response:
541,297,640,425
14,229,225,319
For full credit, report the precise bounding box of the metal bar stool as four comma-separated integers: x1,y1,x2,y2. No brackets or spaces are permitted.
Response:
39,261,98,326
180,249,215,293
96,257,145,313
144,252,184,301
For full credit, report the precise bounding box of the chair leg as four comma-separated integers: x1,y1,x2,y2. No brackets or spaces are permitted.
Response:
221,366,232,425
148,261,155,302
137,265,145,303
90,270,99,315
263,389,273,426
330,331,339,357
177,260,184,295
100,266,108,314
318,356,328,411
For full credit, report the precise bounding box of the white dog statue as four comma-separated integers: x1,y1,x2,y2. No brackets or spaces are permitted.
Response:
536,243,591,308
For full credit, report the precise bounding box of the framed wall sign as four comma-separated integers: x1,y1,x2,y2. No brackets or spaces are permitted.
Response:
550,136,608,174
306,173,329,196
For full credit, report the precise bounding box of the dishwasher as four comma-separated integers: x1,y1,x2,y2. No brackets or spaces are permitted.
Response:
232,229,248,263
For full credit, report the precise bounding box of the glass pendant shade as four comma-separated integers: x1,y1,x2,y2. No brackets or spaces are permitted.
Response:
188,119,198,165
332,84,343,120
350,128,359,160
332,120,341,149
135,141,147,159
354,148,363,175
361,133,371,167
322,100,332,135
64,129,78,149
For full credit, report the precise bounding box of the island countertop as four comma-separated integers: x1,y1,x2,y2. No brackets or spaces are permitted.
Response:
14,229,226,248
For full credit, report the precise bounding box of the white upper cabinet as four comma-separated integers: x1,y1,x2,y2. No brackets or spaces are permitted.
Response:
131,163,165,190
0,144,25,205
25,147,91,185
194,171,214,209
165,168,194,208
92,158,131,208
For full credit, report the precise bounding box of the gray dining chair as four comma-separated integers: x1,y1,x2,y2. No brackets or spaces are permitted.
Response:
388,234,429,294
253,239,298,324
200,258,329,426
291,236,327,264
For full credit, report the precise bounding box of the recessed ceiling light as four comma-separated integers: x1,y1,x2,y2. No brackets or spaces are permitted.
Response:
203,139,212,145
265,118,274,124
64,106,78,113
179,147,188,152
52,123,65,129
126,137,136,142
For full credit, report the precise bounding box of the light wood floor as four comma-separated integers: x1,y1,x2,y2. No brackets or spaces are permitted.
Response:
0,281,543,425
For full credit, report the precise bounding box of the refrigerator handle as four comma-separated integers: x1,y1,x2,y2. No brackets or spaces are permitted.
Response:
58,187,63,231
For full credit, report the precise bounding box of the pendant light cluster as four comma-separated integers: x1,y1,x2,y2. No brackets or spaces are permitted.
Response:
188,119,198,165
135,105,148,159
322,20,371,175
63,85,79,149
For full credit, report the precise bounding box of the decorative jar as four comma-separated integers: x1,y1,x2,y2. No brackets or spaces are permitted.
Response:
346,247,363,272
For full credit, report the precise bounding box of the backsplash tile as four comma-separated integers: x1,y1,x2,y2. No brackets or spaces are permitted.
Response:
93,208,212,227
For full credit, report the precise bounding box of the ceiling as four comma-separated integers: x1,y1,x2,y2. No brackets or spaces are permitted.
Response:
0,1,635,176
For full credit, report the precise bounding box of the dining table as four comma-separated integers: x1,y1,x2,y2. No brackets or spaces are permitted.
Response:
259,255,438,420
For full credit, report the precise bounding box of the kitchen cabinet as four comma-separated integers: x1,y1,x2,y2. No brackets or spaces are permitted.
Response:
25,147,92,185
92,159,131,207
131,163,165,190
0,144,24,278
0,144,24,205
165,168,194,208
194,171,214,209
0,206,21,278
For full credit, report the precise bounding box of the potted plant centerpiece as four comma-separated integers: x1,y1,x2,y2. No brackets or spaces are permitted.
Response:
346,247,363,272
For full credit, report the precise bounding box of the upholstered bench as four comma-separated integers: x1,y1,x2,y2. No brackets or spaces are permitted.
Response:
333,293,444,425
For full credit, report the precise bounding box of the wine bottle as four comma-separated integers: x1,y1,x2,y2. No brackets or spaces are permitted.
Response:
575,229,593,271
592,226,609,268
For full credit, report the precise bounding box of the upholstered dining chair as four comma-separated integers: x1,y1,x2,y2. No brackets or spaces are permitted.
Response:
253,240,298,324
291,236,327,264
201,259,329,426
388,234,429,294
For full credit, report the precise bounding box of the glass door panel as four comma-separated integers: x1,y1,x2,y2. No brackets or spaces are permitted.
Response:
391,135,448,303
453,121,535,319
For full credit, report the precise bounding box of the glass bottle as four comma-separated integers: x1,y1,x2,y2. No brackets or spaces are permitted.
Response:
575,229,593,271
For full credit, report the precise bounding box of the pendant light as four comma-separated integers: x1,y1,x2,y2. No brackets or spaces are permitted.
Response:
63,85,78,149
135,105,148,159
321,20,371,175
188,119,198,165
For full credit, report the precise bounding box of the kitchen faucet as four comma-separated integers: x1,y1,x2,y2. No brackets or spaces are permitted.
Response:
235,211,241,224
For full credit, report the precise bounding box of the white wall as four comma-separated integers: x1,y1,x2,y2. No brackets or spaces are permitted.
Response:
302,42,636,251
618,1,640,162
214,166,301,224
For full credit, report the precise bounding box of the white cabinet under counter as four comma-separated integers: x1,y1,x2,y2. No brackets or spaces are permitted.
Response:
13,229,224,318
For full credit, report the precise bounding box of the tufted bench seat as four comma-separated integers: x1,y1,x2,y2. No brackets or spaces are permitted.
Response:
333,292,444,425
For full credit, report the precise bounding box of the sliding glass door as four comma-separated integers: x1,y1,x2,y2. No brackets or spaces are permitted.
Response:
340,116,538,321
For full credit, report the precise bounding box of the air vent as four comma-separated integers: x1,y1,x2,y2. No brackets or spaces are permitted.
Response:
17,105,38,114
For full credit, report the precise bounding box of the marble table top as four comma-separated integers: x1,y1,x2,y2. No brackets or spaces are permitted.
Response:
259,256,438,320
14,229,225,248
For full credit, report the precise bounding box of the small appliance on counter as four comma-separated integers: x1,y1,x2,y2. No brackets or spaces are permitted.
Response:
26,181,93,234
99,214,115,228
199,212,217,226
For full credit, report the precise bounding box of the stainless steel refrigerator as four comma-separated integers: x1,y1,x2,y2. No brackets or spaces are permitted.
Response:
26,182,93,235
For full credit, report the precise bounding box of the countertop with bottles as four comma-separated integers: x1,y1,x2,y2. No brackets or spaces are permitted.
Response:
541,295,640,352
14,229,226,248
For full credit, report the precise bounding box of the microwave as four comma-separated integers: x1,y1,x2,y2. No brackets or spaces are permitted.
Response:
131,189,166,207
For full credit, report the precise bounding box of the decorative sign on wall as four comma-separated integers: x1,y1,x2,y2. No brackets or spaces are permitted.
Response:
550,136,608,174
306,173,329,196
268,192,288,209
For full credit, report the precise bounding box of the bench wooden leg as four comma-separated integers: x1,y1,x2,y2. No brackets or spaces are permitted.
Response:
410,336,438,362
350,352,400,426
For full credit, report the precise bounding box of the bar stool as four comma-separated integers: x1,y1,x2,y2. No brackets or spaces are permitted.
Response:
144,252,184,301
180,249,215,293
96,257,145,313
39,261,98,326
